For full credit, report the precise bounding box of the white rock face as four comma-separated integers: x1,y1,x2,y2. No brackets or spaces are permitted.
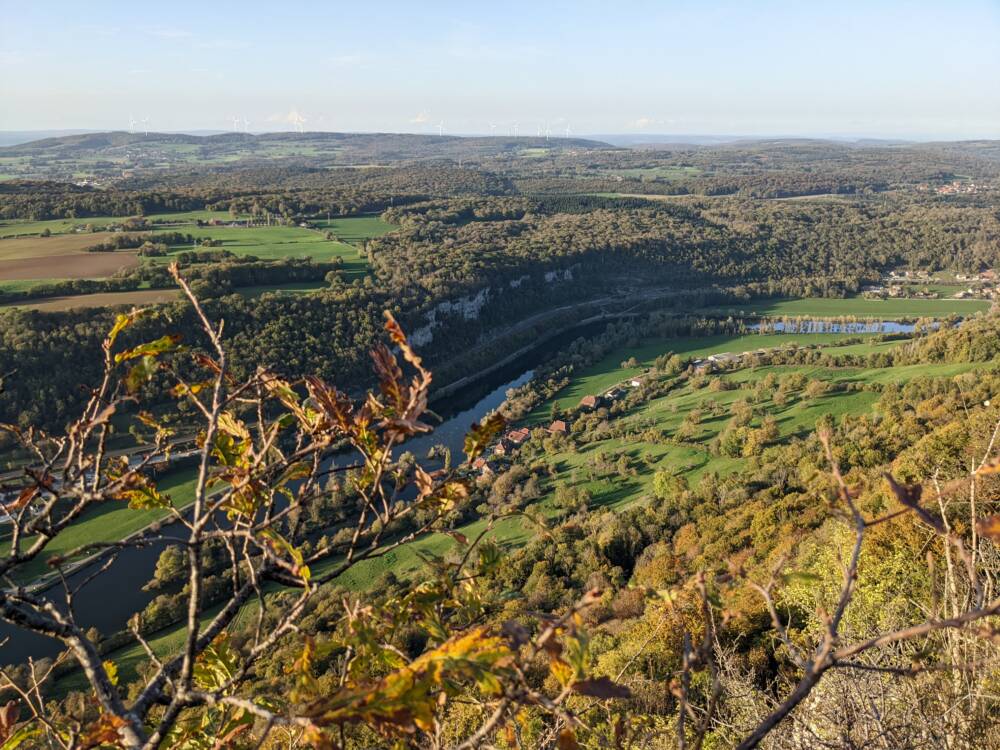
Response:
509,275,531,289
410,267,581,346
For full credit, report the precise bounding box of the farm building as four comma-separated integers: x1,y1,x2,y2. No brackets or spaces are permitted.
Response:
579,395,600,411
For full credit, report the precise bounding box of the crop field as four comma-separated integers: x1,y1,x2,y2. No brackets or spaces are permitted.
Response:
0,231,125,260
0,250,137,281
699,296,991,318
0,214,393,304
4,288,180,311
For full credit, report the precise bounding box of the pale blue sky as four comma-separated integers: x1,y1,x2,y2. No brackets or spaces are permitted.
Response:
1,0,997,138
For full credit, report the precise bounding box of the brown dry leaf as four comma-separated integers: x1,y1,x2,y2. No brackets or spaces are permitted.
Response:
975,514,1000,542
79,713,128,750
571,676,633,700
556,728,579,750
884,473,944,533
977,455,1000,475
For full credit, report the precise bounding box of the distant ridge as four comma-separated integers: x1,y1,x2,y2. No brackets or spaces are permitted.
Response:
0,130,614,154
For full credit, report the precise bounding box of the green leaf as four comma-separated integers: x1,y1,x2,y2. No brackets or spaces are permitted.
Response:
114,334,182,364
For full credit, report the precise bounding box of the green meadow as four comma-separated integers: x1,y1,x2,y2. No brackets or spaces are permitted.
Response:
71,329,1000,687
525,333,906,421
11,466,199,584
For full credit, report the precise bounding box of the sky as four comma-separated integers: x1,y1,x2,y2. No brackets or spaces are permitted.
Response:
1,0,998,140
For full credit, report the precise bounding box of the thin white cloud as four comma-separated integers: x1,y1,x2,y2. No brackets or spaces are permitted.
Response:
633,117,656,129
144,27,193,39
409,111,430,125
0,51,26,66
197,38,250,51
328,53,366,67
78,24,121,37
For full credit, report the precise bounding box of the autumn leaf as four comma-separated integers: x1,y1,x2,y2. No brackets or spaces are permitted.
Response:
79,713,128,750
115,473,171,510
464,412,506,462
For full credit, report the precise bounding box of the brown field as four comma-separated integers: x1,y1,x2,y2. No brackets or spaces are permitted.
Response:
2,288,179,312
0,232,127,261
0,251,139,281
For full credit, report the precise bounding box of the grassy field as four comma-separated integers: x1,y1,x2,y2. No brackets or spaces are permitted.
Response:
234,281,327,297
312,215,396,244
142,215,393,278
0,278,62,294
524,333,906,421
12,466,198,584
698,296,991,319
0,211,237,237
0,214,393,305
73,328,998,687
602,166,701,180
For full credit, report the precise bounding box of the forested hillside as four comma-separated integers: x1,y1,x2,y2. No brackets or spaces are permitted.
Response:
1,135,999,750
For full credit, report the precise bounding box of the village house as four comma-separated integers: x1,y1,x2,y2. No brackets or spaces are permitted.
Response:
471,457,497,478
628,377,643,388
547,420,568,435
707,352,740,365
579,395,600,411
506,427,531,445
493,440,512,457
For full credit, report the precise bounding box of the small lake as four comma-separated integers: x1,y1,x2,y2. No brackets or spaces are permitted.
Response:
750,320,920,334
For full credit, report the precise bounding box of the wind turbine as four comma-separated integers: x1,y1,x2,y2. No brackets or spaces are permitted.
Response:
128,114,137,134
489,122,497,137
564,124,571,138
544,123,551,140
141,117,150,136
293,111,306,133
242,116,250,133
232,115,241,132
513,122,519,138
437,120,444,137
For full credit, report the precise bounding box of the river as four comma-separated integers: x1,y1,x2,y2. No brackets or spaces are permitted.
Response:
0,317,926,664
0,321,609,665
